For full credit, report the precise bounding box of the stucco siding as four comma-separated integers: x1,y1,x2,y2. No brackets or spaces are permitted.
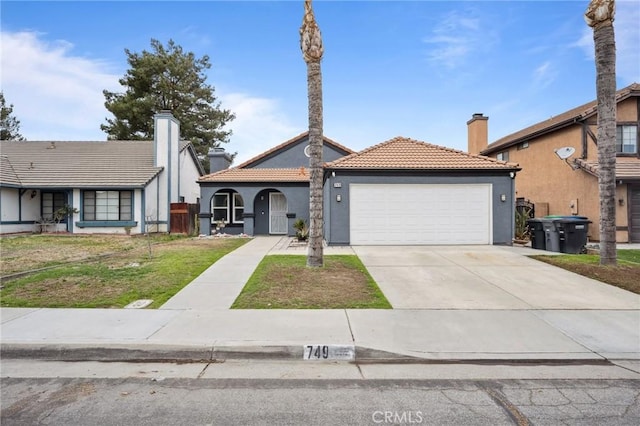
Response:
179,148,202,203
144,178,162,233
0,188,36,233
325,172,514,245
494,125,604,239
248,137,349,169
199,183,310,236
1,188,24,221
618,97,638,122
617,184,629,243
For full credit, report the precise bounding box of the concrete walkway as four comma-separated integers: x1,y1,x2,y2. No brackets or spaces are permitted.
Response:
1,237,639,365
160,236,281,310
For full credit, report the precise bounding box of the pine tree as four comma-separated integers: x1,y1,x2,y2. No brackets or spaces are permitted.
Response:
102,39,234,169
0,92,26,141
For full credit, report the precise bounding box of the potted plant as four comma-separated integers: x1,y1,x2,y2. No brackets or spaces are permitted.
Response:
293,218,309,241
52,204,79,233
514,207,532,244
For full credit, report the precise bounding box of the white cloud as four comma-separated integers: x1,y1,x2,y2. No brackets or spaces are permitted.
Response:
0,30,297,155
219,92,300,165
532,61,557,89
574,0,640,83
0,31,121,140
422,10,494,69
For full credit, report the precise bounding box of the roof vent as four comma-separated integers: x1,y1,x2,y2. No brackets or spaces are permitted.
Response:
47,142,56,149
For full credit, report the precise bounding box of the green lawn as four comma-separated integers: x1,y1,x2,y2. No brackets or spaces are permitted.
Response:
232,255,392,309
1,237,249,308
534,249,640,266
530,249,640,294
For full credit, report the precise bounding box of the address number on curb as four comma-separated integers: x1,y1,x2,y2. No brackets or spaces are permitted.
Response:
303,345,355,360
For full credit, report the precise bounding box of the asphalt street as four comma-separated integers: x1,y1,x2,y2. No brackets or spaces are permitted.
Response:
2,375,639,425
2,360,640,425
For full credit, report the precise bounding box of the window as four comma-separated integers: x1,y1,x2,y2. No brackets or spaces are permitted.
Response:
42,192,66,219
213,193,229,223
616,125,638,154
83,190,132,221
212,191,244,224
496,151,509,162
517,141,529,150
233,193,244,223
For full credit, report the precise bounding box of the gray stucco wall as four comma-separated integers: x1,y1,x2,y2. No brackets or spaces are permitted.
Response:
199,183,310,236
248,137,350,169
324,171,516,246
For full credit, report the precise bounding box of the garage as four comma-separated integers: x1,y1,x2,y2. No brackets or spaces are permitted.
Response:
324,136,518,246
349,183,492,245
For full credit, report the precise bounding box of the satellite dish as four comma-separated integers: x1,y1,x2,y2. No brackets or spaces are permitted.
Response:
554,147,575,160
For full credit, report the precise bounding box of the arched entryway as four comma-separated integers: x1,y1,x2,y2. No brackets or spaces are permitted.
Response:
254,189,287,235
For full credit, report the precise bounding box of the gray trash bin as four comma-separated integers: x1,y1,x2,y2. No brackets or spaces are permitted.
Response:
542,219,561,252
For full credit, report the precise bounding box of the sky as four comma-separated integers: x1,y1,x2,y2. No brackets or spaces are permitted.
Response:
1,0,639,164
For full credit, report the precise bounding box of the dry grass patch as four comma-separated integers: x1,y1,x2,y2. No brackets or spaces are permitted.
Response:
0,234,178,276
0,236,249,308
231,255,391,309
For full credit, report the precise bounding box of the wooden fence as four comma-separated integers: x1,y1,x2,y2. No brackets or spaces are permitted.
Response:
170,203,200,235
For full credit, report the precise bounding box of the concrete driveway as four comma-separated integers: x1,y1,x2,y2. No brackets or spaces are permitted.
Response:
353,245,640,310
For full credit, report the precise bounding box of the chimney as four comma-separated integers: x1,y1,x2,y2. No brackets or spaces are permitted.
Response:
153,111,181,212
153,110,180,169
208,147,232,173
467,113,488,155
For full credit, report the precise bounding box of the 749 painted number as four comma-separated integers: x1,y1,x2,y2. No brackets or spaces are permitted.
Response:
305,345,329,359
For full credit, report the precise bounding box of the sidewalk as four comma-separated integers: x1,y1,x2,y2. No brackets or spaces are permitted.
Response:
1,237,639,365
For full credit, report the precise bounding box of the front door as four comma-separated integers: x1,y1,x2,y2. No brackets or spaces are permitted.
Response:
269,192,287,234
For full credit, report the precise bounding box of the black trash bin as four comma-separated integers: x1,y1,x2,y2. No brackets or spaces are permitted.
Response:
555,218,591,254
527,219,546,250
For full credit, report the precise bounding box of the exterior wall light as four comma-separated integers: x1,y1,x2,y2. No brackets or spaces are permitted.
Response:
336,194,342,202
500,194,507,202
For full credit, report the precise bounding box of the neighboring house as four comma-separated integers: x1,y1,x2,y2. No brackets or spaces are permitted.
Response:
0,112,203,234
199,133,520,245
473,83,640,243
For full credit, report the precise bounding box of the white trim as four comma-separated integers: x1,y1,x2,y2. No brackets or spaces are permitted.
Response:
233,192,244,224
212,192,229,224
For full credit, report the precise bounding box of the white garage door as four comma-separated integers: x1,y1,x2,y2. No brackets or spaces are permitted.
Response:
350,184,492,245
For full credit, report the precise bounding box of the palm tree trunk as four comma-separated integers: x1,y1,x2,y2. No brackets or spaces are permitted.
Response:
300,0,324,267
585,0,617,265
306,60,324,267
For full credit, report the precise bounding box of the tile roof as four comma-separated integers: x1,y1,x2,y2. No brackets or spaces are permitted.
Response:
327,137,520,170
0,155,21,186
483,82,640,155
199,167,311,183
575,157,640,180
235,131,354,169
0,140,163,188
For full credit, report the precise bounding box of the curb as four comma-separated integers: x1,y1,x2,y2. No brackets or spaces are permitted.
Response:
0,343,616,365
